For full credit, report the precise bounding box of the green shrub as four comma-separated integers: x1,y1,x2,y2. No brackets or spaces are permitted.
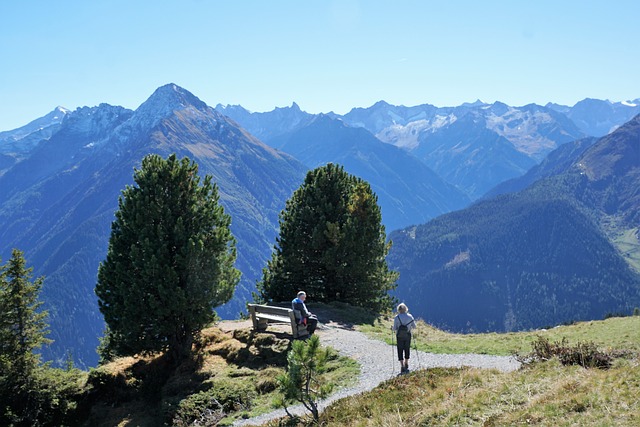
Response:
170,378,256,425
171,390,225,427
86,366,134,403
0,366,86,426
255,367,283,394
208,378,256,412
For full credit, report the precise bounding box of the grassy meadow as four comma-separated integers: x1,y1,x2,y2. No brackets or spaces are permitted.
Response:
265,312,639,426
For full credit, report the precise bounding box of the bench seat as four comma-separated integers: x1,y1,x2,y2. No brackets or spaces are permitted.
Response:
254,313,290,323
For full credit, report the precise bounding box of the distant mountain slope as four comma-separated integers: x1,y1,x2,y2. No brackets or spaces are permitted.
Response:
0,84,307,367
268,115,471,230
571,114,640,226
342,101,585,162
486,114,640,214
482,102,585,161
413,112,537,199
225,99,586,200
214,98,640,203
215,102,315,144
485,136,598,198
339,100,442,135
0,106,69,175
547,98,640,137
387,115,640,332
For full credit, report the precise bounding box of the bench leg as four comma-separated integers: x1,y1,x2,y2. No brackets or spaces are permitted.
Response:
294,324,309,339
257,318,269,331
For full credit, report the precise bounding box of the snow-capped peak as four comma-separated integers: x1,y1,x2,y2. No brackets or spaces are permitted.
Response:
127,83,211,131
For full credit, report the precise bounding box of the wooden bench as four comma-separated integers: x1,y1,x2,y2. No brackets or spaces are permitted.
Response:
248,304,309,339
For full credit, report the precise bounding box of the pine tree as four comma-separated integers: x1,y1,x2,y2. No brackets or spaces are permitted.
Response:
0,249,51,425
95,154,240,362
0,249,50,381
276,335,332,422
258,163,397,311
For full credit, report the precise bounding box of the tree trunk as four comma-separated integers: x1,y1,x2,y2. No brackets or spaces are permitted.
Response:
168,332,193,365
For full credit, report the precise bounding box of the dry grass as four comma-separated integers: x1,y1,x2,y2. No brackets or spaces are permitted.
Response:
261,314,640,427
81,324,359,426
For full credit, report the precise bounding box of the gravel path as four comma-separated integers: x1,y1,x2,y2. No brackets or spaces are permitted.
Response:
232,321,520,426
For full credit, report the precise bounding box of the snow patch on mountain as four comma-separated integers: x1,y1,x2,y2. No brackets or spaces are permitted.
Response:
0,106,69,144
485,107,560,157
376,114,457,149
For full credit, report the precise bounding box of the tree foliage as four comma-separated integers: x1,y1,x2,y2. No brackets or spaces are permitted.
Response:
95,154,240,362
258,163,397,312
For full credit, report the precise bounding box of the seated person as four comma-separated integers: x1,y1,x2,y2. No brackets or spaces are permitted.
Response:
291,291,318,335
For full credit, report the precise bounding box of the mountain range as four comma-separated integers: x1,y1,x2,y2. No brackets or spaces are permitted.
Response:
1,85,638,367
218,97,639,200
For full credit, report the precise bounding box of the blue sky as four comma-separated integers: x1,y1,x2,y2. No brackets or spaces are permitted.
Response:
1,0,639,131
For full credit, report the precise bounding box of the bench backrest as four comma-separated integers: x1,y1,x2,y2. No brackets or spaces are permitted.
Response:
249,304,292,317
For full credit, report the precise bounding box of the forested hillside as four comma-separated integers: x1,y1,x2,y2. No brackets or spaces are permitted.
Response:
388,115,640,332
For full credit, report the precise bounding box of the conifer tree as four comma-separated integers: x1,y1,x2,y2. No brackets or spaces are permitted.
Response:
96,154,240,362
258,163,397,311
0,249,50,382
276,335,332,422
0,249,51,425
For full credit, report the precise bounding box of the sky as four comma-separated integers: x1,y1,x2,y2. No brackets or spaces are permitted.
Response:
1,0,639,131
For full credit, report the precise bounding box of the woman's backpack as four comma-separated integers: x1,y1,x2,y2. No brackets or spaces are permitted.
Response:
396,318,411,340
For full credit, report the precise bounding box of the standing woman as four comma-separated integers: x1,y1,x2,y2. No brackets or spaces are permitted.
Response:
393,303,416,373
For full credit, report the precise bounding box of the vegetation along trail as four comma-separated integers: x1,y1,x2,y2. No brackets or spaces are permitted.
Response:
233,319,520,426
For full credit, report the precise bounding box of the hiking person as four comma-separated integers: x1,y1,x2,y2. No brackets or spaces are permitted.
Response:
393,303,416,373
292,291,318,335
